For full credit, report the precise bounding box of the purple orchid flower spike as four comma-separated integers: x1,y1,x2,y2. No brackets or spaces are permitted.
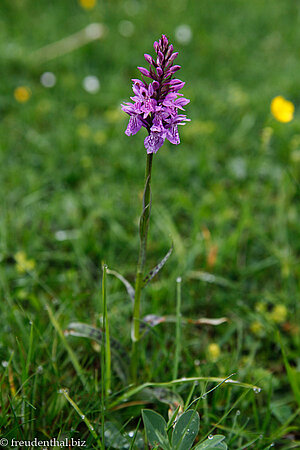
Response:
121,34,190,154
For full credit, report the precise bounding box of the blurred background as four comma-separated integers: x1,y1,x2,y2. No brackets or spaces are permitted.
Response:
1,0,300,442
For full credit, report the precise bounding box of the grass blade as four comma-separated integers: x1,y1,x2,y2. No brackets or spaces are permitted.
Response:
109,376,261,409
173,276,182,382
101,264,111,396
59,388,103,449
45,303,87,387
279,333,300,407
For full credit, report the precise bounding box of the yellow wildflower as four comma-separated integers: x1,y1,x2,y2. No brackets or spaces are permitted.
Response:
79,0,96,10
105,108,124,123
250,321,263,335
271,96,294,123
183,120,215,138
14,86,31,103
269,304,288,324
77,123,91,139
207,343,221,361
74,104,89,120
94,130,107,145
255,302,267,314
15,251,35,273
291,150,300,163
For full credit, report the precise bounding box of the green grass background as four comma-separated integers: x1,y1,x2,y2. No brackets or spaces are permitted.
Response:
0,0,300,448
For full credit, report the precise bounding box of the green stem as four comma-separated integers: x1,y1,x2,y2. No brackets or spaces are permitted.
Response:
131,153,153,382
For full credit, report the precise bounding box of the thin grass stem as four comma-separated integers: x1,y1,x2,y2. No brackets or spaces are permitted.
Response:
25,321,34,379
60,388,103,449
173,276,182,381
131,153,153,382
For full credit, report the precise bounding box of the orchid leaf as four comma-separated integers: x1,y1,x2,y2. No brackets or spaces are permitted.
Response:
151,387,184,417
107,268,135,302
66,322,129,382
187,270,236,288
143,244,173,286
139,314,167,337
139,314,227,338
